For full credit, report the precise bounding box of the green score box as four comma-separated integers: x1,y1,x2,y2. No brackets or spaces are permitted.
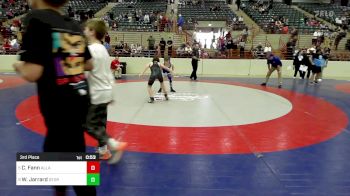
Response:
87,174,100,186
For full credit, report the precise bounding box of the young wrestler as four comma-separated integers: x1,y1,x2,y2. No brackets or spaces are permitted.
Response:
158,56,176,93
139,57,173,103
84,19,127,164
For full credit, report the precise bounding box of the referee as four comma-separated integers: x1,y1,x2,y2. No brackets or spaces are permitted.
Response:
190,43,200,81
261,53,283,88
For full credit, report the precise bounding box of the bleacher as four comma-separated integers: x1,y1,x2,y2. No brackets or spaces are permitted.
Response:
0,0,28,20
109,0,167,32
178,0,238,24
297,3,349,26
242,2,319,34
62,0,107,15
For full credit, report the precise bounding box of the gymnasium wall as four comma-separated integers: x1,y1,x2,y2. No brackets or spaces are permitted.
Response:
1,55,349,79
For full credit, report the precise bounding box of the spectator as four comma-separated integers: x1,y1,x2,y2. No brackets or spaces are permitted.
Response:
136,44,143,53
239,39,245,58
310,50,326,84
225,31,232,40
111,56,122,79
293,49,308,79
112,22,117,30
238,16,244,23
185,43,192,54
334,28,346,50
159,38,166,57
241,27,249,42
275,19,283,30
264,43,272,53
167,37,173,57
144,13,150,23
68,6,74,17
2,38,11,51
290,27,298,40
253,42,264,58
147,35,155,50
282,25,289,34
236,0,241,11
104,33,110,44
176,44,185,55
130,44,137,55
226,37,234,58
335,17,342,25
103,41,111,51
10,35,19,49
232,16,237,24
177,14,185,31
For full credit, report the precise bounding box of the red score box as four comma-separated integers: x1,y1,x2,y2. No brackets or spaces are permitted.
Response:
87,161,100,174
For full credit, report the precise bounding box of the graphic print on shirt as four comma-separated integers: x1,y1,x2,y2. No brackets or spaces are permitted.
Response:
51,31,87,88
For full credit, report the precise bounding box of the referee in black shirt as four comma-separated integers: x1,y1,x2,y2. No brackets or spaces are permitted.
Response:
190,43,200,80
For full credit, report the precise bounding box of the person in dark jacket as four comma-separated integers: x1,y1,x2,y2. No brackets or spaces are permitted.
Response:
190,43,200,81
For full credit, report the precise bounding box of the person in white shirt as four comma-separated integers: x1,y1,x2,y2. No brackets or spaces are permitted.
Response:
233,17,237,23
10,35,19,49
144,14,150,23
335,17,342,25
264,43,272,53
84,19,127,164
136,44,143,53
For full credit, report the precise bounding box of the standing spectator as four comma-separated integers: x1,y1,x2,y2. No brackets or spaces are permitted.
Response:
334,29,346,50
167,37,173,57
14,0,96,195
171,3,175,14
241,27,249,42
177,14,185,33
293,49,308,79
313,30,322,45
226,37,234,58
159,37,166,57
290,27,298,40
236,0,241,11
153,19,159,32
310,50,326,84
190,43,200,81
225,31,232,40
147,35,155,50
239,39,245,58
319,47,330,81
104,32,110,44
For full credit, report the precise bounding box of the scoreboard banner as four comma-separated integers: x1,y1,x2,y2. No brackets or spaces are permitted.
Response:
16,152,100,186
